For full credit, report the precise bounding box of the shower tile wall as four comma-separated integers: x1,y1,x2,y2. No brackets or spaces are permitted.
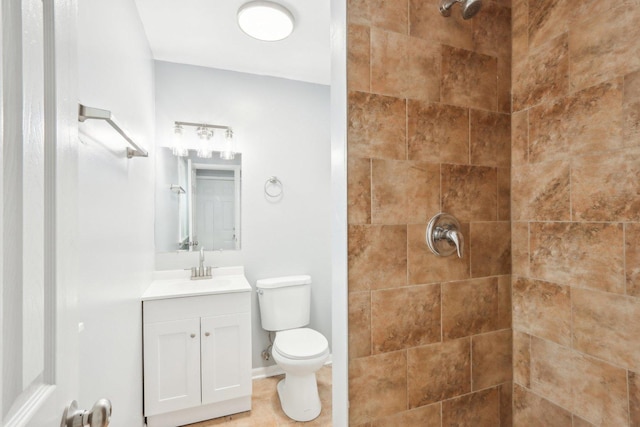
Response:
511,0,640,425
346,0,512,425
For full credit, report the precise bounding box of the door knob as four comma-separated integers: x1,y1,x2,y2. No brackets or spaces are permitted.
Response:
426,213,464,258
60,399,112,427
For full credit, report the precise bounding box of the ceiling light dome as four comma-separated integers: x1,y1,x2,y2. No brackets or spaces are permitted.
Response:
237,1,295,42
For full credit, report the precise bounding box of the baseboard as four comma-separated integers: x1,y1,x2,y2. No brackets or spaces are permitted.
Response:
251,354,333,380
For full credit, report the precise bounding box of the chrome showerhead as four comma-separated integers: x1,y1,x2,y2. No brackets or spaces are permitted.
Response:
439,0,482,19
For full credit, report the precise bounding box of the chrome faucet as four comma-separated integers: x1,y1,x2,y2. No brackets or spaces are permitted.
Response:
191,247,212,280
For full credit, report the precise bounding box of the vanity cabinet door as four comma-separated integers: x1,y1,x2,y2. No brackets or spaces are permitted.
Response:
200,312,252,404
143,318,201,416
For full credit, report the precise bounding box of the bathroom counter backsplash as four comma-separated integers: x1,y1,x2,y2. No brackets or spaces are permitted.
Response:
142,266,251,301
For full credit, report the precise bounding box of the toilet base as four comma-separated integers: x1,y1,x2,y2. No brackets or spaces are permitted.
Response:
277,374,322,422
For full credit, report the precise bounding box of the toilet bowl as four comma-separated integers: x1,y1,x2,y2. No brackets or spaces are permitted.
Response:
255,275,330,422
271,328,330,421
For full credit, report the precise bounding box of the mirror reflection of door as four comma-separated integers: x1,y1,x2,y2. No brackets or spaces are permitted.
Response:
192,164,241,251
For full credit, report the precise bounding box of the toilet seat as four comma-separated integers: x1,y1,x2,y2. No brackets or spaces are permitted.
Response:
274,328,329,360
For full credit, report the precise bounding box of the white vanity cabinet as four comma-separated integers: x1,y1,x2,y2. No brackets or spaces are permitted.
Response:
142,268,252,427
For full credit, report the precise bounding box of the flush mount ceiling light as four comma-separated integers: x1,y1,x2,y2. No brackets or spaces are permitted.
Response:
237,1,295,42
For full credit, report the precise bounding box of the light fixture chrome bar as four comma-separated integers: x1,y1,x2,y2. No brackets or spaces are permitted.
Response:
78,104,149,159
174,121,230,131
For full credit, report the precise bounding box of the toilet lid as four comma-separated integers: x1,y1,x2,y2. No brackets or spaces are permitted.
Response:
274,328,329,360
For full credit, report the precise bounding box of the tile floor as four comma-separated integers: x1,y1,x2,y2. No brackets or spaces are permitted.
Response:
184,366,332,427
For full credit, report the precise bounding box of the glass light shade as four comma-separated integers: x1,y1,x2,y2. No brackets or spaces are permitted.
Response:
197,148,213,158
220,128,236,160
196,126,214,158
172,125,189,157
237,1,294,42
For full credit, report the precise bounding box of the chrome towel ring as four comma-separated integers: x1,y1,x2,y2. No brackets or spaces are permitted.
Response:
264,176,283,198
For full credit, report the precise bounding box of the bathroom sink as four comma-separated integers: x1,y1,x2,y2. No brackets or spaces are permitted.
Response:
142,266,251,301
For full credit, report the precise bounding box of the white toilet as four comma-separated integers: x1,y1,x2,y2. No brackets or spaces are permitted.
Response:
256,275,330,422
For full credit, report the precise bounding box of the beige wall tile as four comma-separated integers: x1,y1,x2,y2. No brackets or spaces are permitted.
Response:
442,164,498,222
472,330,513,390
497,167,511,221
529,222,625,294
529,337,576,411
408,223,471,285
442,387,501,426
528,79,623,162
442,277,499,339
441,46,498,111
348,0,408,34
371,284,441,353
470,110,511,167
530,337,629,425
572,288,640,372
572,146,640,222
349,351,408,424
348,157,371,225
513,383,573,427
511,0,528,74
527,97,567,163
513,33,569,111
348,24,371,93
470,221,512,278
409,0,473,50
630,371,640,427
511,222,529,277
570,3,640,92
624,69,640,148
498,57,512,114
473,1,512,59
511,110,528,165
572,416,595,427
348,91,406,160
371,160,440,224
566,79,624,156
512,277,571,346
527,0,570,49
513,330,531,388
370,402,441,427
349,291,371,359
626,223,640,297
498,275,512,329
571,353,629,426
500,382,513,427
371,29,440,101
511,160,570,222
407,338,471,407
407,100,469,164
348,225,407,291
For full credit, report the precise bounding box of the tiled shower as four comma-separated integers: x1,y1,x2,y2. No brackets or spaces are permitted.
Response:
346,0,640,425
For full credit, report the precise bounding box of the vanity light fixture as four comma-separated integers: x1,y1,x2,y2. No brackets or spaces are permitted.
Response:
170,121,237,160
196,126,214,159
172,124,189,157
220,128,235,160
237,1,295,42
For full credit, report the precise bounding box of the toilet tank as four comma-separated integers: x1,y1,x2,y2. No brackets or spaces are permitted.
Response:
256,275,312,331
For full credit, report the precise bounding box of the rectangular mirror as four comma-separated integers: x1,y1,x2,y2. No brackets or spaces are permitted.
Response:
155,147,241,252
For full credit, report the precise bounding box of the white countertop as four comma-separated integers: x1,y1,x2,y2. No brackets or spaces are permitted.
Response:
142,266,252,301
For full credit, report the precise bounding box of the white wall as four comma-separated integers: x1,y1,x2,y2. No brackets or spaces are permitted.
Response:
77,0,155,425
154,61,332,368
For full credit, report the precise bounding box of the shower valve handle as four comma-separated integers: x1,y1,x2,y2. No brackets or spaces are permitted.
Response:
426,213,464,259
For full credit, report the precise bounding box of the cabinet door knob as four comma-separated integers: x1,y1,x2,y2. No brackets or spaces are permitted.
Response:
204,332,210,337
190,333,196,338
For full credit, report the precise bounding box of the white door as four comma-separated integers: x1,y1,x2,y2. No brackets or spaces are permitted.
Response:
1,0,88,425
195,178,236,250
